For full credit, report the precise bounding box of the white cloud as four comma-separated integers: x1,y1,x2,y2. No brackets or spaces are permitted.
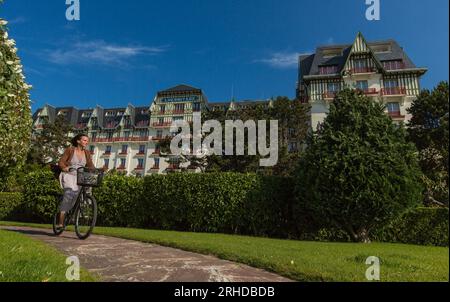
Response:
8,16,27,25
256,51,311,69
46,40,168,66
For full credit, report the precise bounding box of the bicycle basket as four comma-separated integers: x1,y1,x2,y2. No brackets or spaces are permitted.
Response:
77,168,104,187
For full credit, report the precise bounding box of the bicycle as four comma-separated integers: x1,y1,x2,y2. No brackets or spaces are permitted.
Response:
52,167,104,240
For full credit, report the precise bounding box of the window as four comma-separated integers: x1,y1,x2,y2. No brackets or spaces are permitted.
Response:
91,132,97,140
58,110,68,116
82,112,92,118
174,103,185,111
327,82,340,92
89,146,95,153
354,59,367,69
288,142,298,153
387,102,401,115
139,145,145,154
107,132,113,139
156,130,163,138
319,65,338,75
384,79,398,88
356,81,369,91
106,146,112,153
138,159,144,167
372,44,391,53
382,60,404,70
158,118,164,124
193,103,201,112
105,111,114,117
124,131,130,139
117,111,124,116
104,159,109,168
173,116,184,121
154,158,160,167
160,105,166,113
121,145,128,154
120,158,126,167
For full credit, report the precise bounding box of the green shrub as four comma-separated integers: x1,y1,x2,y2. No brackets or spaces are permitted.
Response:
373,207,449,246
0,192,23,220
21,168,62,223
295,89,424,242
93,174,144,227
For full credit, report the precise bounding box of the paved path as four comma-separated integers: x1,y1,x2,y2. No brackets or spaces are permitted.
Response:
0,226,291,282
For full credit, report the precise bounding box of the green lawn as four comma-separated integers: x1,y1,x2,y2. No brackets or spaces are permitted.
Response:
0,229,96,282
1,221,448,282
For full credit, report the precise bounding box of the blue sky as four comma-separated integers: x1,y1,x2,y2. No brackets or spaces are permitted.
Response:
1,0,448,113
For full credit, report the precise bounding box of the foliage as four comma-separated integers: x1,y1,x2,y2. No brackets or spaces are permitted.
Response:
0,192,22,220
0,12,33,186
373,207,449,247
407,81,449,205
27,114,73,165
21,167,62,222
203,96,310,176
295,89,424,242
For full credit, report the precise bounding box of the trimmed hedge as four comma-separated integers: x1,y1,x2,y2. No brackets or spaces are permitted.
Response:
0,192,23,220
21,169,62,222
1,169,448,246
373,207,449,247
134,173,296,237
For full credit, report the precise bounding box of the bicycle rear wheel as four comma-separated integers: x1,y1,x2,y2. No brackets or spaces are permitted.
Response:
75,195,97,240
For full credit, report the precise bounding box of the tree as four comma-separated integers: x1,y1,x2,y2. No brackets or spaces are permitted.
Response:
0,9,33,187
204,97,310,176
407,81,449,206
27,114,73,165
295,89,423,243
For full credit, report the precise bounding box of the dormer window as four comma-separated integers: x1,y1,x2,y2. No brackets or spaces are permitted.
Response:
322,48,343,58
82,112,92,118
117,111,124,116
372,44,392,53
58,110,68,116
105,111,114,117
319,65,339,75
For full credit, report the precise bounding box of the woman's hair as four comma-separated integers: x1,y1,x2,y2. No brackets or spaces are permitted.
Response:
71,134,89,147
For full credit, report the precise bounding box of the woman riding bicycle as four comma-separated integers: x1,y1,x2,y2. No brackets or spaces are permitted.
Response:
56,134,97,229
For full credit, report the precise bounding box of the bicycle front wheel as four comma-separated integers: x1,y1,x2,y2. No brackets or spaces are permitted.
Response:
75,195,97,240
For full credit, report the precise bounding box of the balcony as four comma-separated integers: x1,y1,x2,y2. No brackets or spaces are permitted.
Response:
150,166,160,170
75,123,87,130
92,137,149,143
123,124,133,129
172,110,185,115
104,123,118,129
102,151,112,156
135,121,149,128
118,151,128,157
152,149,161,155
388,111,405,119
152,122,173,128
357,88,379,95
166,164,181,171
152,135,171,142
117,165,126,170
135,152,146,157
349,67,376,74
381,87,406,96
134,166,144,171
323,91,338,100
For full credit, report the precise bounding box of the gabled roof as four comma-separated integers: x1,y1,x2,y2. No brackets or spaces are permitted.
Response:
299,32,426,81
159,84,201,93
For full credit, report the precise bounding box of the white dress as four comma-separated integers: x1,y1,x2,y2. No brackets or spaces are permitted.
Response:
58,152,87,212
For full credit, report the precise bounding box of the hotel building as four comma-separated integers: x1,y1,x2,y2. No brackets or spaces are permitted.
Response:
32,84,273,175
297,32,427,131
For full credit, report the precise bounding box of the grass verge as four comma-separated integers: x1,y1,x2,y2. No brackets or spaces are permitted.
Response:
0,221,448,282
0,228,96,282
